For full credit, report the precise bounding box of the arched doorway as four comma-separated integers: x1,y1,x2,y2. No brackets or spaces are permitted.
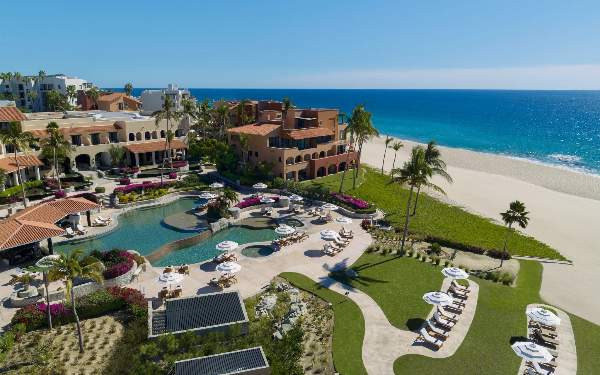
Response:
75,154,91,170
303,154,310,162
328,164,337,175
338,162,346,171
144,131,151,140
129,133,135,141
319,151,325,158
312,152,318,159
95,152,111,168
317,166,326,177
135,132,142,141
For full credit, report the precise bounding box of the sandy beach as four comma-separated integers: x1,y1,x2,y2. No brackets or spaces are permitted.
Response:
360,136,600,325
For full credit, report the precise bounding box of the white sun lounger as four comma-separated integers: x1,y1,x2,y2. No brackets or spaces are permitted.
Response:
426,320,449,338
452,279,471,292
97,215,112,222
450,284,469,298
438,306,459,322
94,218,109,226
433,312,455,329
65,227,76,236
76,224,88,234
322,244,339,256
418,328,444,349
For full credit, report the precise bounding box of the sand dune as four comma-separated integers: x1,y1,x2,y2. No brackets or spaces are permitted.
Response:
359,136,600,325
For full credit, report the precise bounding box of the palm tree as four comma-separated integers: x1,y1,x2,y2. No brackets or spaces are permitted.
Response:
381,135,393,173
13,72,21,89
4,72,13,93
40,249,104,353
124,83,133,96
239,133,251,172
500,201,529,267
412,140,452,215
235,99,247,126
389,147,445,253
352,108,378,189
38,70,46,83
31,77,39,110
27,91,38,111
180,99,198,145
0,121,37,207
107,144,125,167
167,132,176,171
197,98,213,138
85,88,100,110
152,94,181,186
390,141,403,171
338,104,365,193
282,96,293,118
40,122,74,191
66,85,77,105
215,104,230,141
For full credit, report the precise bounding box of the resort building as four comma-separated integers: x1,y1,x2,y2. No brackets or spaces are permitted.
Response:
140,84,197,116
97,92,142,112
0,109,190,184
0,74,92,111
226,102,357,181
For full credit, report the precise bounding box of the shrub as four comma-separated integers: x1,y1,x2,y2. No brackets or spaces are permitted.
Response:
415,252,421,260
423,234,486,255
114,181,176,195
234,196,279,209
478,272,485,279
101,250,135,279
54,190,67,199
366,245,375,253
407,249,414,257
487,248,512,259
428,243,442,255
132,253,146,266
157,332,179,354
331,191,370,210
120,178,130,185
0,180,43,197
421,256,426,262
433,256,441,265
182,174,200,187
168,172,177,179
0,323,25,361
444,260,450,266
382,247,388,255
119,195,130,204
95,187,106,193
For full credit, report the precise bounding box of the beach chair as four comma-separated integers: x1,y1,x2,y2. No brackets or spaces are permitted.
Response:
288,203,294,213
450,297,466,307
417,328,444,349
94,218,109,226
210,278,225,288
450,284,469,297
534,330,559,346
180,265,190,275
174,288,183,298
76,224,88,234
432,312,455,329
312,208,321,216
97,215,112,223
530,321,558,338
165,266,173,273
294,205,300,213
265,207,272,216
329,242,344,251
444,302,465,312
307,208,315,215
300,231,309,240
438,306,459,322
322,244,338,256
339,230,353,239
334,238,349,247
213,251,228,263
227,274,238,284
452,279,471,292
342,226,354,235
9,274,19,285
527,361,552,375
160,289,170,301
260,206,266,215
426,320,449,339
65,227,76,237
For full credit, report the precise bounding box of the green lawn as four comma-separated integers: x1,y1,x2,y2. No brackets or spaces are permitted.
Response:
280,272,368,375
348,166,566,260
569,314,600,374
303,169,366,192
329,253,445,330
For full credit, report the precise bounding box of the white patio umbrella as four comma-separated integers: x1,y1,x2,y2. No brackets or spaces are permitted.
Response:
209,182,224,189
320,229,340,240
422,291,454,306
36,254,60,268
441,267,470,279
216,261,242,274
526,308,561,327
216,241,239,252
335,216,353,224
157,272,185,289
253,183,267,189
199,192,217,199
289,194,303,202
321,203,339,213
260,197,275,203
275,225,296,236
511,342,554,363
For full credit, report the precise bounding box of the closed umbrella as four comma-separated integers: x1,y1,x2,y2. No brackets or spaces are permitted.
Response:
199,192,217,199
209,182,224,189
216,241,238,251
253,183,267,189
275,225,296,236
321,203,339,213
335,216,353,224
511,342,554,363
216,261,242,274
526,308,561,327
422,291,454,306
289,194,303,202
260,197,275,203
157,272,184,289
441,267,470,279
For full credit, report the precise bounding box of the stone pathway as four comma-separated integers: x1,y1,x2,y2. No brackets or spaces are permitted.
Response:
517,303,577,375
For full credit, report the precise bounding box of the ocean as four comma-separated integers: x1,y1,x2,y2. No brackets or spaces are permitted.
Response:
125,89,600,176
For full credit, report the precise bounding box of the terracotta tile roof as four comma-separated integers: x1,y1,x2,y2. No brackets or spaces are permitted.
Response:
286,127,334,140
0,155,44,173
98,92,125,102
125,139,188,153
124,96,142,104
226,123,281,136
29,124,122,136
0,197,101,250
0,107,28,122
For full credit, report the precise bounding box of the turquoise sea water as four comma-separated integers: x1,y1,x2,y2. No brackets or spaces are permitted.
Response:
126,88,600,175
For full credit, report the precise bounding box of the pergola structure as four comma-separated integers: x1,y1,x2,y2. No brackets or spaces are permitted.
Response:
124,139,188,167
0,198,101,265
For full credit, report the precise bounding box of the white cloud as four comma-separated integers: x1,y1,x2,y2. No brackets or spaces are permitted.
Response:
268,65,600,89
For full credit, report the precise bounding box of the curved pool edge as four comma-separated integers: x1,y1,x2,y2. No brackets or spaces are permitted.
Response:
145,230,213,263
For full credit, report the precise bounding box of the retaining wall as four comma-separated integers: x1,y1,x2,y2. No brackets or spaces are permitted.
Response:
145,231,212,263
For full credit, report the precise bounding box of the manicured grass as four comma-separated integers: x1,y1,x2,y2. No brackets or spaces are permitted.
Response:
304,169,366,192
568,314,600,374
280,272,368,375
329,253,445,330
350,166,566,260
393,260,543,374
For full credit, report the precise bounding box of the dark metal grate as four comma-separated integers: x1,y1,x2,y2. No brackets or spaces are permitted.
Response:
173,347,267,375
165,292,246,332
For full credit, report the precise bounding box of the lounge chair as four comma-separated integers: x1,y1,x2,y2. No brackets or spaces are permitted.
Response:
174,288,183,298
530,319,557,332
452,279,471,292
527,361,551,375
445,302,465,312
530,321,558,338
339,230,353,239
333,238,349,247
94,218,109,226
213,252,228,263
76,224,88,234
260,207,266,215
210,278,225,288
307,208,315,215
322,244,338,256
319,214,333,222
294,205,300,213
534,330,559,346
180,265,190,275
426,320,449,339
9,274,19,285
312,208,322,216
265,207,272,216
65,227,76,237
160,289,170,301
97,215,112,223
417,328,444,349
432,312,455,329
288,203,294,213
329,242,344,251
438,306,459,322
341,226,354,235
450,284,469,298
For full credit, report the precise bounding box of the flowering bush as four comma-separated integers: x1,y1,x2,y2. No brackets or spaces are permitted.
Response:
487,248,512,259
167,162,187,168
234,196,279,209
54,190,67,199
120,178,131,185
114,181,176,194
168,172,178,179
97,250,135,279
44,179,71,190
120,167,139,174
11,286,147,331
332,191,370,209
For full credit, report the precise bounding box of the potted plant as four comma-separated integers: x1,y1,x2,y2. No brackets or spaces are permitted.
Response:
18,273,35,291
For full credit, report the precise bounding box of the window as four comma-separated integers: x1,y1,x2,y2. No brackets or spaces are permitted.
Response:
161,96,164,100
125,102,128,107
118,102,124,110
20,100,25,107
162,104,165,108
48,84,53,90
268,136,279,147
248,151,252,157
319,121,322,126
5,145,16,154
339,130,345,140
109,132,118,143
18,84,23,90
255,152,258,157
145,131,151,140
19,93,24,99
128,133,135,141
71,135,81,146
280,138,291,148
231,135,240,141
160,130,166,138
278,157,282,162
91,133,100,145
41,84,47,90
58,85,61,89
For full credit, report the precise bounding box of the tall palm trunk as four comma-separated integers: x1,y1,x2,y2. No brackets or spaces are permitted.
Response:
500,223,512,267
338,136,353,193
14,151,27,208
381,146,388,174
353,139,365,189
160,119,170,186
71,287,84,352
392,152,398,172
54,147,62,191
43,272,52,329
412,185,421,216
400,186,414,254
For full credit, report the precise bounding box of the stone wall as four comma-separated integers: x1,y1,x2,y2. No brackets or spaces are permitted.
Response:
145,231,212,263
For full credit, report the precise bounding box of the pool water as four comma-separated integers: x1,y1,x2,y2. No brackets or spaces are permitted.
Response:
241,245,275,258
284,218,304,228
153,225,278,266
54,198,206,258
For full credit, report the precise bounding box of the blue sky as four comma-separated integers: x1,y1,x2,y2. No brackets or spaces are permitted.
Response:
3,0,600,89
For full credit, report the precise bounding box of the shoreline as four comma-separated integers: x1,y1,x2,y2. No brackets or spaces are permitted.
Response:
360,136,600,325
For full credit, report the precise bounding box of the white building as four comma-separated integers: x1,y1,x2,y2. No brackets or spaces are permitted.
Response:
139,84,197,116
0,74,91,112
0,100,16,107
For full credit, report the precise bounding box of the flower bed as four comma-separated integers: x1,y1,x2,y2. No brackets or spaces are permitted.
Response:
89,249,135,279
234,196,279,209
120,178,131,185
169,172,178,179
120,167,139,174
332,191,370,209
11,286,147,331
43,179,71,190
54,190,67,199
114,181,176,195
167,162,187,168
